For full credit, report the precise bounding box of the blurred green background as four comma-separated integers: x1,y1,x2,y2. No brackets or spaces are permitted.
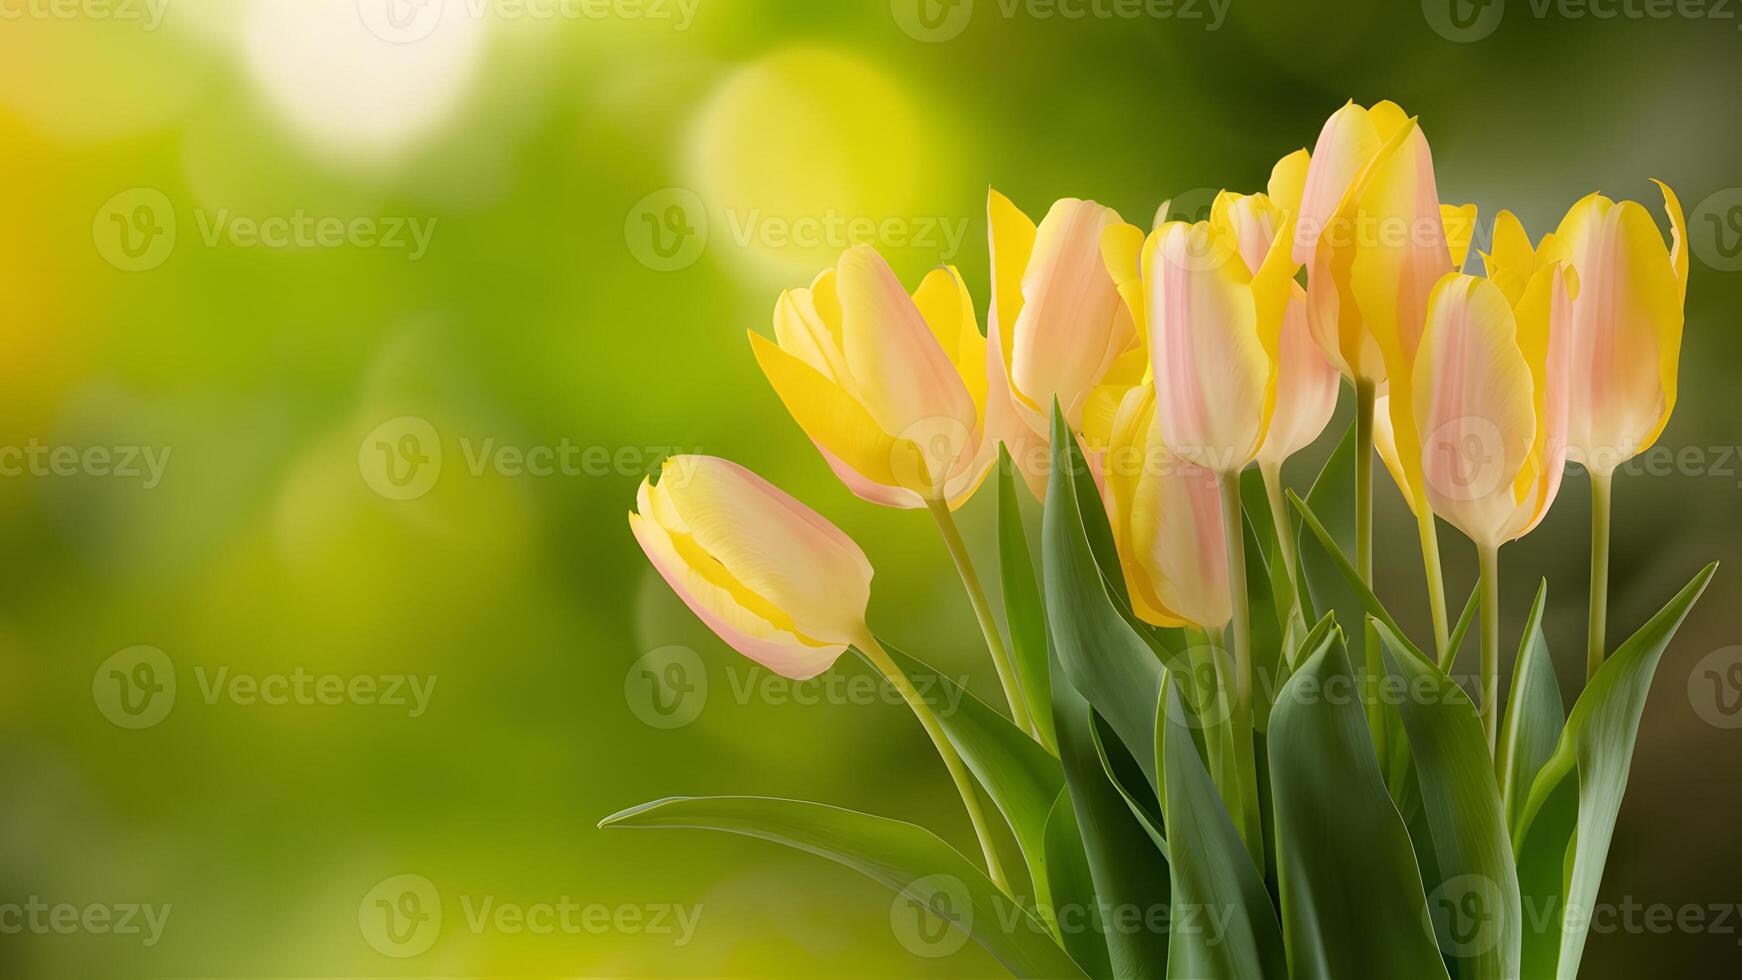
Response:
3,0,1740,975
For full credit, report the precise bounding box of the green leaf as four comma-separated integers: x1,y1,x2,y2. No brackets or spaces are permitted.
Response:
1514,562,1717,980
1268,629,1451,980
1375,621,1522,980
1043,790,1114,979
1495,581,1563,835
1158,675,1288,980
1052,649,1172,978
872,640,1065,915
1000,447,1058,753
1043,405,1163,792
1088,710,1168,861
599,796,1087,978
1289,490,1431,664
1441,585,1480,675
1296,422,1360,630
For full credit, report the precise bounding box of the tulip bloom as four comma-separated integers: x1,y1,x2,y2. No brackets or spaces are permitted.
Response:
629,456,873,680
986,192,1144,499
1530,184,1689,677
749,244,993,510
629,454,1009,888
1100,383,1231,632
1412,256,1574,745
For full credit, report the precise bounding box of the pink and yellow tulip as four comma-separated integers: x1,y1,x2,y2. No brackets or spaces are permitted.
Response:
986,192,1145,499
629,455,873,680
749,244,993,510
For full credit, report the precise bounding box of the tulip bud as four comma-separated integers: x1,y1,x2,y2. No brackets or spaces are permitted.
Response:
985,192,1144,498
629,456,873,680
1550,182,1689,475
1100,383,1231,630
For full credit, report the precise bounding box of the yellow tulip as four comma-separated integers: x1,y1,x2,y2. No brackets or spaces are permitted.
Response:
1413,258,1575,550
1547,182,1689,475
986,191,1144,498
1099,383,1230,631
749,244,993,510
629,456,873,680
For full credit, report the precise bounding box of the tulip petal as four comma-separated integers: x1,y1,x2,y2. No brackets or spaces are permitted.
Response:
750,330,925,502
1009,199,1133,423
630,510,848,681
1442,202,1479,272
836,245,978,445
652,457,873,645
1258,284,1340,467
1296,101,1386,265
1147,223,1269,472
1413,276,1537,548
1268,148,1311,216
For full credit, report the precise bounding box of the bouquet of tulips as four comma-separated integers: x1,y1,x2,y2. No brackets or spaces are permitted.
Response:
603,101,1712,980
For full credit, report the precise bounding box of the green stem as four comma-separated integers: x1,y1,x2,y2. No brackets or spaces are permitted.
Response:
1218,473,1263,868
1586,470,1614,682
1417,508,1451,661
1261,461,1307,638
857,632,1011,894
1479,544,1501,753
1355,380,1384,756
926,498,1034,737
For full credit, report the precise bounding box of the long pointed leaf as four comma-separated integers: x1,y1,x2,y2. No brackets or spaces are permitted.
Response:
1043,406,1163,791
1297,421,1359,629
599,796,1087,978
1289,490,1431,664
1269,630,1451,980
873,641,1065,914
1376,621,1522,980
1495,582,1563,834
1043,790,1114,979
1000,447,1058,752
1158,675,1288,980
1514,562,1717,980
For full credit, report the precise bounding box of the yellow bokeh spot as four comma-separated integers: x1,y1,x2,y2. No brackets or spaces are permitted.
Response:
687,47,939,283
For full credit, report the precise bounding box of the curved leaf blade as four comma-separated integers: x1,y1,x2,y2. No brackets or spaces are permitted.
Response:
1268,630,1451,980
1159,675,1288,980
873,640,1065,914
1514,562,1717,980
1376,621,1522,980
1495,581,1563,834
999,447,1058,752
599,796,1088,979
1043,789,1114,979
